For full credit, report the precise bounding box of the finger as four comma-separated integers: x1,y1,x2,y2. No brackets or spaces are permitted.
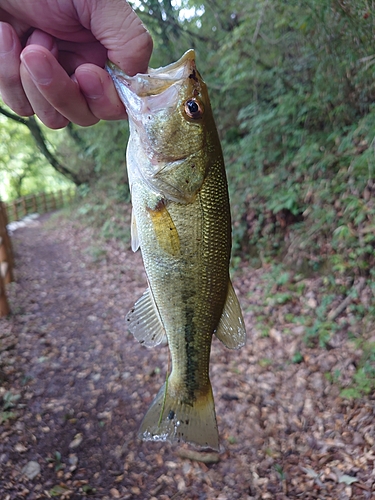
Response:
57,40,107,76
20,48,70,129
82,0,153,76
20,62,70,129
21,31,67,128
20,45,99,128
26,29,59,59
0,22,33,115
75,64,127,121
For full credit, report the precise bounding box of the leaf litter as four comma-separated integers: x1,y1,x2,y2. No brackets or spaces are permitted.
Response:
0,212,374,499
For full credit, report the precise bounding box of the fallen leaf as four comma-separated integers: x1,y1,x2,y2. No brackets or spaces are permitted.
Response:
49,484,72,497
69,433,83,449
301,467,324,487
14,443,28,453
22,461,41,480
338,474,359,485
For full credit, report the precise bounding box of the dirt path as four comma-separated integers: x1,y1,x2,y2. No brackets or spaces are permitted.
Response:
0,213,374,499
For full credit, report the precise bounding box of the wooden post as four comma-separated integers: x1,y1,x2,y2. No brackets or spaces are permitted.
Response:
0,271,10,317
0,242,11,284
12,201,18,222
21,197,27,218
0,202,11,317
42,192,47,213
0,202,14,283
32,194,37,213
51,192,56,210
59,189,64,208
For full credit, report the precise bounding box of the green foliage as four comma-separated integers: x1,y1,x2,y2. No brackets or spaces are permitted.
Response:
0,113,72,200
304,294,337,348
66,121,129,177
291,351,304,364
0,391,21,423
73,179,131,245
46,451,64,472
54,119,132,243
341,341,375,398
192,0,375,277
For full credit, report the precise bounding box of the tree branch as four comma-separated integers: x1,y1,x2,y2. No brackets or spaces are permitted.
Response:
252,0,269,44
0,105,28,125
0,105,82,186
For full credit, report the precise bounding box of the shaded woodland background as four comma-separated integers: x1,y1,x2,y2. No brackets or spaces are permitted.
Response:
1,0,375,397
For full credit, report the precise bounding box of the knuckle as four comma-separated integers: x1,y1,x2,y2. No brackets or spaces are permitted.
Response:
88,98,126,121
0,72,22,89
38,110,69,129
75,116,99,127
1,92,34,117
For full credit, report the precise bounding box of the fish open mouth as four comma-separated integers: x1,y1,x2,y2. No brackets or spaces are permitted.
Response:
106,50,196,98
106,50,198,120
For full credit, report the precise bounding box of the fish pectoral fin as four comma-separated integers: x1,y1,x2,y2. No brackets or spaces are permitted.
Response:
126,288,167,347
147,202,181,256
131,208,140,252
214,281,246,349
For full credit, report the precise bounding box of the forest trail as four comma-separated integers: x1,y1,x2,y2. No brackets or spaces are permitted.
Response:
0,213,374,499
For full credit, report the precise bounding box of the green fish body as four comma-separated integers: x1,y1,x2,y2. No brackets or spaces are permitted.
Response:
107,50,245,450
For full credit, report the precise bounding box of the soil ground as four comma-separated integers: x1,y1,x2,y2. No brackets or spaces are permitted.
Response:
0,212,374,500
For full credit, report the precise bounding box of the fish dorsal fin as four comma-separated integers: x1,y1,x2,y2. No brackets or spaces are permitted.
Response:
131,208,140,252
214,281,246,349
126,288,167,347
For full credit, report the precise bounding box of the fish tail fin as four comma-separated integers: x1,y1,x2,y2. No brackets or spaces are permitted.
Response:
138,380,219,451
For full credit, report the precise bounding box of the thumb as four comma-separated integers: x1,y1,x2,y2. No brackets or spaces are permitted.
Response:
77,0,153,76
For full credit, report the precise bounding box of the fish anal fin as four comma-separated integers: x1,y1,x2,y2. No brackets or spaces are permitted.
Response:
147,201,181,256
139,380,219,451
126,288,166,347
214,281,246,349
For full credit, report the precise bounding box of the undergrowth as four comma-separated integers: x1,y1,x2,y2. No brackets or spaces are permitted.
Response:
227,107,375,279
73,174,131,246
243,262,375,399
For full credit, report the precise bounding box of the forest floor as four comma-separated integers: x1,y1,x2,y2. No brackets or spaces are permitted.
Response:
0,211,374,500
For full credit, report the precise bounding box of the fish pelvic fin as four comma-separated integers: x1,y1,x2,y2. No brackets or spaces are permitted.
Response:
139,381,219,451
214,280,246,349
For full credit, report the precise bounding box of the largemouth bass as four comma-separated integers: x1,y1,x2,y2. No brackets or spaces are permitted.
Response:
107,50,246,451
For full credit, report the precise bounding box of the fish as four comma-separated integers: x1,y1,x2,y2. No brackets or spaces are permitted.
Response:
106,50,246,451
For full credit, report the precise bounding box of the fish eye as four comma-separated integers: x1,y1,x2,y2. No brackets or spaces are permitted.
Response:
185,98,203,119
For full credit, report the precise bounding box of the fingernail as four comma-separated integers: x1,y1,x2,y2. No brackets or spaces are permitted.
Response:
79,72,104,99
0,23,15,54
21,50,53,85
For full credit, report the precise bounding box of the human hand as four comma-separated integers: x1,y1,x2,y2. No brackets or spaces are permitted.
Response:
0,0,153,128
